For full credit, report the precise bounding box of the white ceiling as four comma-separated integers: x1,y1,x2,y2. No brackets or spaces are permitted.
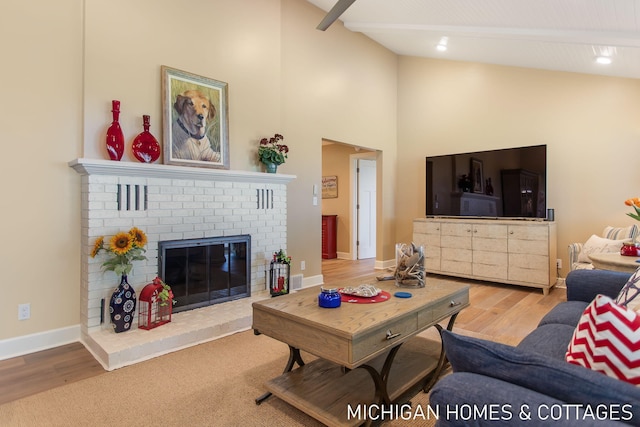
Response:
306,0,640,79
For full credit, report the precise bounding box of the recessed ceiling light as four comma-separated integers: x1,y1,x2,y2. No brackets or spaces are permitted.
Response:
596,56,612,65
436,36,448,52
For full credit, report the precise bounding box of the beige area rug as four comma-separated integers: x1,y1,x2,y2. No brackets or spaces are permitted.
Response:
0,330,440,427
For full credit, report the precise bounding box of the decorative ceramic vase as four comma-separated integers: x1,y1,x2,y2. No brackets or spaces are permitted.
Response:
263,161,278,173
109,274,137,333
131,115,161,163
106,100,125,161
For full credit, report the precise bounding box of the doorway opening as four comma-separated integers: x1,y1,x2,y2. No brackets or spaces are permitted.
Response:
321,140,378,261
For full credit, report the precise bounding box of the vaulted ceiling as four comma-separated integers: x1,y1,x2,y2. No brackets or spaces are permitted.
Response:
307,0,640,79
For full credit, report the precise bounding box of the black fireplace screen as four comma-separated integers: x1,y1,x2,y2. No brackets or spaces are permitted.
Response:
158,235,251,313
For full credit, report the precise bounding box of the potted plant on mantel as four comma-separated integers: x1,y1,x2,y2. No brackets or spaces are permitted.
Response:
258,133,289,173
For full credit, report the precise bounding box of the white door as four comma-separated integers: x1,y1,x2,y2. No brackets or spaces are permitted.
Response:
357,159,376,259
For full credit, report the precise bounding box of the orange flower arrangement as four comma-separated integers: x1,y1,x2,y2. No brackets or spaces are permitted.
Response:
625,198,640,221
91,227,148,276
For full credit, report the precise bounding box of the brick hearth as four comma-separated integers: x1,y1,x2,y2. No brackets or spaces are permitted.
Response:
70,158,295,370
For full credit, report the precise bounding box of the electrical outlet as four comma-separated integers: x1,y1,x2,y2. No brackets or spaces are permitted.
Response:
18,303,30,320
301,260,306,271
556,259,562,269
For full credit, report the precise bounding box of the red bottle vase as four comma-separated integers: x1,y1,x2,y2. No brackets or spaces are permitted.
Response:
106,100,125,161
132,115,161,163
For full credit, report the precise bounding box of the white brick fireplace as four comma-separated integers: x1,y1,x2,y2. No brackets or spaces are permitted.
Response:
70,158,295,370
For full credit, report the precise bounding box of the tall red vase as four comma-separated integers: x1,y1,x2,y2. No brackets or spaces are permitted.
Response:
131,115,161,163
105,100,125,161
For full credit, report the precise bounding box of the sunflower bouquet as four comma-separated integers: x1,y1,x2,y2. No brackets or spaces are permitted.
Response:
91,227,148,276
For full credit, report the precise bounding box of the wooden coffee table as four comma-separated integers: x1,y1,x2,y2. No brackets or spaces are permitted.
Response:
252,274,469,426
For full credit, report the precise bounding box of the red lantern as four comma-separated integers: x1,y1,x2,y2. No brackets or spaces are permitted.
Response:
138,280,172,330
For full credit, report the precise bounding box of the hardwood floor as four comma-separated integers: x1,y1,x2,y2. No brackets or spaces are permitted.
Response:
0,258,566,406
0,341,104,406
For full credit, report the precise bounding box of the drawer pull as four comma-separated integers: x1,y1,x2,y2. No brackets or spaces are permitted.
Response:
386,330,401,340
450,300,462,307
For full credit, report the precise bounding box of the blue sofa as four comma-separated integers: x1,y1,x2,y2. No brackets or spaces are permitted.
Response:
429,269,640,426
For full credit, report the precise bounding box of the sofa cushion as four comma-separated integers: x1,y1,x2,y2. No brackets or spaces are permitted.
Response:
538,300,590,327
616,266,640,312
578,234,629,263
517,323,576,360
566,294,640,386
603,224,639,241
441,330,640,418
566,269,631,302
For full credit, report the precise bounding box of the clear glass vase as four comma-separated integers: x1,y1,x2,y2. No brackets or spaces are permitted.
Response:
394,243,425,288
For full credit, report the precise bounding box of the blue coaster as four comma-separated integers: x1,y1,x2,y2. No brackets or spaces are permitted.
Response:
394,291,412,298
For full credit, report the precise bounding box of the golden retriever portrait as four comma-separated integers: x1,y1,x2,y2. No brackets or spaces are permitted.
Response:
171,90,221,162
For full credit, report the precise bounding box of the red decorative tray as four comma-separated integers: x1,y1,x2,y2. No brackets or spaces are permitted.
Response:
339,289,391,304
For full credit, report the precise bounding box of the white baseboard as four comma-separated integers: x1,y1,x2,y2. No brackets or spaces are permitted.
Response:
302,274,323,288
0,325,80,361
375,259,396,270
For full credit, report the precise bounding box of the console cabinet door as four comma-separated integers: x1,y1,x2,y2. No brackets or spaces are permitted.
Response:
440,222,472,275
472,224,508,280
508,224,549,285
414,220,441,271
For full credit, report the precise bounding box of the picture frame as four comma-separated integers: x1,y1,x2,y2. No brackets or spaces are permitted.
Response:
161,66,229,169
470,158,484,194
322,176,338,199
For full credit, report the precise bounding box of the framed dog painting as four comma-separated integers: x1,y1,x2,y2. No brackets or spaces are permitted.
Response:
161,66,229,169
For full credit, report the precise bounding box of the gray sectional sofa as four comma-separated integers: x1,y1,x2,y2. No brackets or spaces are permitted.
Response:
429,269,640,426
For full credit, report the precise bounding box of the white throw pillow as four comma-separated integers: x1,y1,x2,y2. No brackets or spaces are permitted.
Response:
577,234,628,263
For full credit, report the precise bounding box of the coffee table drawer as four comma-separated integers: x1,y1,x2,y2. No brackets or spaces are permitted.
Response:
352,314,418,364
418,289,469,328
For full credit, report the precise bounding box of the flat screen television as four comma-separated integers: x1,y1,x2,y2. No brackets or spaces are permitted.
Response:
426,144,547,219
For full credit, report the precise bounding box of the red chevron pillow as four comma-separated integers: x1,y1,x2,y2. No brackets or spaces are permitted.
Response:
566,294,640,386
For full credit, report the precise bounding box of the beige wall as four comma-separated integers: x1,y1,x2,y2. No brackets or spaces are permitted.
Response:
0,0,83,340
0,0,398,343
281,0,398,274
322,144,352,255
396,56,640,277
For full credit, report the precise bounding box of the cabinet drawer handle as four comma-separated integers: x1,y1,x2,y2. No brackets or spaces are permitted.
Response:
450,300,462,307
386,330,401,340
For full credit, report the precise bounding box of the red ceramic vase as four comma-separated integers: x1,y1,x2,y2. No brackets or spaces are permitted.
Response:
132,115,161,163
106,100,125,161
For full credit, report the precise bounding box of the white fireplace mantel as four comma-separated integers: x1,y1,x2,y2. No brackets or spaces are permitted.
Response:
69,158,296,184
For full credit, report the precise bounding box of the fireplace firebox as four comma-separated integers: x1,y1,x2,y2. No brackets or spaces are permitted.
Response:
159,235,251,313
